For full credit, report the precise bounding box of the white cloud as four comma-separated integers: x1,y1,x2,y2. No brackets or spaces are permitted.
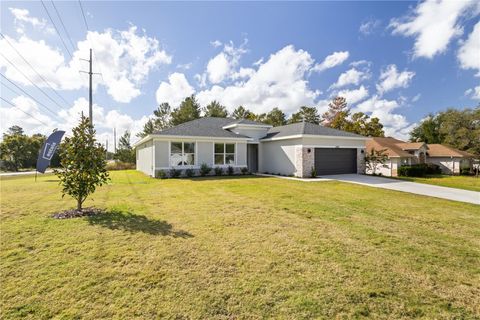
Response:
156,72,195,106
411,93,421,102
210,40,222,48
313,51,349,72
207,52,230,84
203,40,248,84
465,86,480,100
376,64,415,94
196,45,319,115
355,95,412,139
9,7,54,34
176,62,192,70
389,0,478,59
335,86,369,104
0,25,172,103
359,18,381,36
457,21,480,75
330,68,370,89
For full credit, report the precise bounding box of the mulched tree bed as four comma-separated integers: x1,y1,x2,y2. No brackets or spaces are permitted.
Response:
51,207,105,219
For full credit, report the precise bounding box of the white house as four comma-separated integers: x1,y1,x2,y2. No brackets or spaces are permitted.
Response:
133,117,370,178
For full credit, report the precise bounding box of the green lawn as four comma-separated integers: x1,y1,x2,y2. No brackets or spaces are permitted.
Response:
395,174,480,192
1,171,479,319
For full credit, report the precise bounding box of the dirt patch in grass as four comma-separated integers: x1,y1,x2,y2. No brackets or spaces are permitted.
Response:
51,207,105,219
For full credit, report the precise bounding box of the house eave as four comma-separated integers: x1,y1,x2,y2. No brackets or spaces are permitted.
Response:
260,134,371,142
133,134,252,148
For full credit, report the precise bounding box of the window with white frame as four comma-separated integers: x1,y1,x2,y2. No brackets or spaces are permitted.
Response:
170,142,195,166
214,143,235,165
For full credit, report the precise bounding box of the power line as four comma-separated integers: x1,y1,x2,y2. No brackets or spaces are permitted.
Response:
0,96,51,127
50,0,76,54
78,0,89,31
0,32,70,107
40,0,73,59
0,52,66,111
1,73,61,119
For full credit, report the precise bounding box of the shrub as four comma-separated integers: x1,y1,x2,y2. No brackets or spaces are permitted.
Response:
169,168,181,178
214,167,223,176
240,167,249,175
200,163,211,177
460,167,472,176
185,168,194,177
310,166,317,178
156,170,167,179
398,164,431,177
106,161,135,171
227,166,234,176
424,163,441,175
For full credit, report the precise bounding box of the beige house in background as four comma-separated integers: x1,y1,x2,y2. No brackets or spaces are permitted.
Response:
366,137,474,176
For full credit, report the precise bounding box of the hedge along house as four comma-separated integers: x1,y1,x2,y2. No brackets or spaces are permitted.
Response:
133,117,369,178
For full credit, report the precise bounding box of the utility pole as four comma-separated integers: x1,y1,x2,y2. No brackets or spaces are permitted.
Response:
105,139,109,160
113,127,117,154
80,48,101,126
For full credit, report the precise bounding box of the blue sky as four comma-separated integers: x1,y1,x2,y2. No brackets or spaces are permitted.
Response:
1,1,479,147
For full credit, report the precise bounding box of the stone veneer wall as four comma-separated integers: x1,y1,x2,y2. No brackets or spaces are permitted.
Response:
357,148,366,174
295,146,314,178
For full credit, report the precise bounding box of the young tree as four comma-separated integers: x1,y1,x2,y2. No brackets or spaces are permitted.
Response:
264,107,287,127
137,102,171,138
114,130,135,163
232,106,254,119
289,106,321,124
321,97,348,127
54,115,109,211
170,95,201,126
365,148,389,175
203,100,228,117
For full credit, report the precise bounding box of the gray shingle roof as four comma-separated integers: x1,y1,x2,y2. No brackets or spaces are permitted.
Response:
153,117,259,138
262,122,365,139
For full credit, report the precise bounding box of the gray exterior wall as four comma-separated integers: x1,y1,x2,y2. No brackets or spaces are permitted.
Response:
259,138,302,175
197,141,213,166
154,140,169,168
236,142,247,166
136,140,153,176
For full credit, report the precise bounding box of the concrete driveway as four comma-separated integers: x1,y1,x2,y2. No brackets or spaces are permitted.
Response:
323,174,479,205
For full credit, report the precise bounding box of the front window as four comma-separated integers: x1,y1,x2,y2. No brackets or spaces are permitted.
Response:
170,142,195,166
214,143,235,165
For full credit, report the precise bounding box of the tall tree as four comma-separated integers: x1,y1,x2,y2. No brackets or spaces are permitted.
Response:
170,95,201,126
232,106,254,119
0,126,30,171
347,112,385,137
114,130,135,163
203,100,228,117
410,114,441,143
137,102,171,138
54,115,109,211
410,107,480,155
264,107,287,127
321,97,348,127
289,106,321,124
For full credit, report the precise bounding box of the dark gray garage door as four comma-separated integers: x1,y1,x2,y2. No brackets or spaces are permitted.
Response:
314,148,357,175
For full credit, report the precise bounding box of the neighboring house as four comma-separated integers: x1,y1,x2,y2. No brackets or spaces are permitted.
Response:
133,117,369,178
425,144,474,175
366,137,474,176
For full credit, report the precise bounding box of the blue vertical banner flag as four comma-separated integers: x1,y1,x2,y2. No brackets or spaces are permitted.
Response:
36,130,65,173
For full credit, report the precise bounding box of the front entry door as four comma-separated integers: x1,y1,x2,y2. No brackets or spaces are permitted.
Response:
247,144,258,173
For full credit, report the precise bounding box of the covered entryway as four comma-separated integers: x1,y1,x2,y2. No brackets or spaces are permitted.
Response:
315,148,357,175
247,144,258,173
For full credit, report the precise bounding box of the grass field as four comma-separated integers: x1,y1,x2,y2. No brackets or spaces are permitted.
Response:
395,174,480,192
1,170,479,319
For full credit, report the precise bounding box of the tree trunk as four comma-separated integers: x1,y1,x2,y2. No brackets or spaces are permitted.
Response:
77,198,82,211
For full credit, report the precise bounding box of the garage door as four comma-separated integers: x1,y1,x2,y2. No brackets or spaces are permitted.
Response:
314,148,357,175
